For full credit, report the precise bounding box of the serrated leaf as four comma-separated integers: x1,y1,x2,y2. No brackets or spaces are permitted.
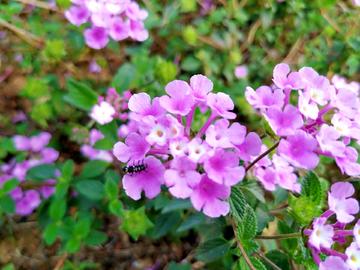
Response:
177,212,206,233
277,220,298,253
81,160,110,178
50,199,66,220
301,171,322,205
92,138,114,150
263,250,290,270
228,186,246,221
76,180,106,201
84,229,107,246
293,238,311,264
195,237,231,263
237,204,257,240
153,211,181,238
238,179,265,203
256,207,274,233
44,223,58,245
238,257,266,270
26,164,57,182
241,239,260,254
120,206,154,240
161,198,193,214
65,78,98,111
288,195,322,225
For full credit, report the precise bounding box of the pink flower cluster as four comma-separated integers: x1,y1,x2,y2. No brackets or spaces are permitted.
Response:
0,133,59,215
113,75,262,218
304,182,360,269
65,0,148,49
245,64,360,186
90,88,132,125
80,129,113,162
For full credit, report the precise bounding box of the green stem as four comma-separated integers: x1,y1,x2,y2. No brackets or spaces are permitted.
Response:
254,232,302,240
245,140,280,172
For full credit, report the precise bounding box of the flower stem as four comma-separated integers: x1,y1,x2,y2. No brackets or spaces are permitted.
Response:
255,251,281,270
185,103,197,136
196,112,217,138
254,232,302,239
231,218,256,270
148,149,171,155
245,140,280,172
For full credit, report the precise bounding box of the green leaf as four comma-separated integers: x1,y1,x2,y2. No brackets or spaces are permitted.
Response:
0,195,15,213
238,179,265,203
237,204,257,240
50,199,67,220
154,59,177,85
74,218,91,239
120,207,154,240
65,78,98,111
153,212,181,238
21,77,49,98
301,171,322,205
195,237,231,263
263,250,290,270
2,178,19,193
26,164,57,182
109,199,124,216
241,239,260,254
228,186,246,221
238,257,267,270
161,198,193,214
255,207,274,233
105,177,119,200
111,63,136,92
42,39,67,62
44,223,59,245
62,159,75,180
176,212,206,233
288,194,322,225
55,182,69,199
180,56,201,72
105,169,121,184
76,180,106,201
92,138,114,150
66,238,81,253
84,229,107,246
154,195,171,211
97,121,119,143
81,160,110,178
168,261,191,270
293,238,311,264
277,220,298,253
1,264,15,270
1,137,16,153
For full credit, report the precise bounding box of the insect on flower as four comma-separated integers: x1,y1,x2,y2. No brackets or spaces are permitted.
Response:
122,160,148,175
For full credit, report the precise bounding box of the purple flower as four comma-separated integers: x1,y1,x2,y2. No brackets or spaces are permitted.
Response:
159,80,195,116
305,75,331,106
109,17,130,41
128,93,166,121
89,129,104,145
89,59,101,73
255,167,277,191
169,137,188,157
264,104,303,137
278,130,319,170
298,90,319,120
189,74,213,102
38,179,56,199
272,63,304,90
205,119,246,148
346,242,360,270
245,86,285,109
275,165,301,193
204,148,245,186
41,148,59,163
122,156,165,200
328,182,359,223
234,132,262,162
190,174,231,218
65,5,90,26
305,217,334,252
129,20,148,42
113,132,150,163
234,65,248,78
31,132,52,152
353,220,360,247
13,135,31,151
84,26,109,49
164,157,201,199
319,256,348,270
16,190,41,216
335,147,360,176
207,92,236,119
316,124,345,157
126,1,148,21
187,138,210,163
90,101,115,125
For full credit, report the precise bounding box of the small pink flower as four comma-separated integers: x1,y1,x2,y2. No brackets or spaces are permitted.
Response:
207,92,236,119
335,147,360,176
16,190,41,216
245,86,285,109
272,63,304,90
128,93,166,121
316,124,345,157
346,242,360,270
90,101,115,125
189,74,213,101
113,132,150,163
306,217,334,252
84,26,109,50
319,256,348,270
234,65,248,78
109,17,130,41
65,5,90,26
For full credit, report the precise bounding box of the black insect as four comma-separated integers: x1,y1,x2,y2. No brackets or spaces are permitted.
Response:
122,160,148,175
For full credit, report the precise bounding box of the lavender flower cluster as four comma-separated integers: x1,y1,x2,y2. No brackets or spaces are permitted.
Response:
305,182,360,270
0,133,59,215
65,0,148,49
112,75,263,218
245,64,360,191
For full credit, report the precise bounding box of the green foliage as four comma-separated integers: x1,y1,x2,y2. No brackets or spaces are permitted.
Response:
64,78,99,111
195,237,231,263
161,198,193,214
236,204,257,241
96,121,119,143
120,206,154,240
80,160,110,178
177,212,206,233
153,211,181,238
228,186,246,221
277,220,298,254
238,179,265,203
237,257,266,270
111,63,136,92
26,164,57,182
21,77,49,98
183,26,198,46
42,39,67,62
168,261,191,270
76,180,106,201
154,59,178,85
